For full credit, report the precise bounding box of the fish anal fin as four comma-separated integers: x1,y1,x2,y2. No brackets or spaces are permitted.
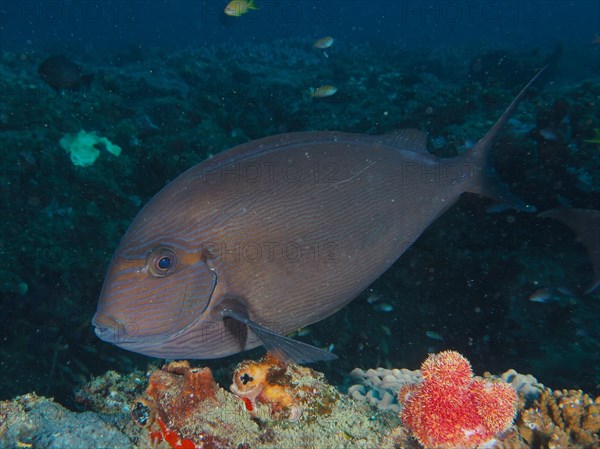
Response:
223,315,248,353
222,309,337,364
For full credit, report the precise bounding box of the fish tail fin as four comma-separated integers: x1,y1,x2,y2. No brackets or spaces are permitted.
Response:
248,0,259,10
461,67,546,213
538,208,600,295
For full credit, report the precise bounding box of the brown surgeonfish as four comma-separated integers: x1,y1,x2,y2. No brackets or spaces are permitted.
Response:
93,70,544,363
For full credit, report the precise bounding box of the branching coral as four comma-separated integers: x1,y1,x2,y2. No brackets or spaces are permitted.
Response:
517,388,600,449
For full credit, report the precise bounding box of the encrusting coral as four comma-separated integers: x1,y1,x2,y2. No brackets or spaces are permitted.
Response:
132,360,230,449
230,353,340,421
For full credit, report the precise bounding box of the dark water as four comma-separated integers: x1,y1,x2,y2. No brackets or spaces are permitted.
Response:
1,0,599,408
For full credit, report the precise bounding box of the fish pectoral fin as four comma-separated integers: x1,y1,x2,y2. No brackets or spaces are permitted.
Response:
222,309,337,364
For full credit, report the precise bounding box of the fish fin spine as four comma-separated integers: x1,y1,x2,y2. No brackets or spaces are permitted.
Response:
460,67,547,213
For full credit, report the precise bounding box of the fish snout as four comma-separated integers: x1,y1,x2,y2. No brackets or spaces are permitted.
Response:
92,311,139,344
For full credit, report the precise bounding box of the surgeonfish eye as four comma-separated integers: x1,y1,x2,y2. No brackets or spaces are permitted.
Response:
147,247,177,277
158,256,171,270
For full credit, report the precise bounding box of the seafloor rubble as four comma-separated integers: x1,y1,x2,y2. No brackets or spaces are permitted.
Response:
1,353,598,449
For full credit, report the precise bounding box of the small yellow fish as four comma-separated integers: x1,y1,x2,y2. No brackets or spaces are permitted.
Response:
224,0,258,17
314,36,334,49
310,85,337,98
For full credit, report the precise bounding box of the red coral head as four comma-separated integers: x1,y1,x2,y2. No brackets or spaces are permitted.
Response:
469,378,518,434
421,350,473,389
400,351,517,449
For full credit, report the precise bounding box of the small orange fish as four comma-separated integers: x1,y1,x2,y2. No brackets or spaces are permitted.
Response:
314,36,334,49
309,85,337,98
224,0,258,17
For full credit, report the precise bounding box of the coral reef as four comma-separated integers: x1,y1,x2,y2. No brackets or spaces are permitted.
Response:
0,393,132,449
230,353,340,422
348,366,544,414
398,351,518,449
347,367,423,412
497,369,545,402
516,388,600,449
74,368,147,415
126,357,398,449
134,360,230,448
1,354,599,449
467,387,600,449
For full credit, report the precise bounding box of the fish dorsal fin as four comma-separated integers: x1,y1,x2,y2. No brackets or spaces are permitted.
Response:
222,309,338,364
378,129,429,153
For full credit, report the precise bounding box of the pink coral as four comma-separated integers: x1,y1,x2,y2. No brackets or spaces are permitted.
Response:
399,350,517,449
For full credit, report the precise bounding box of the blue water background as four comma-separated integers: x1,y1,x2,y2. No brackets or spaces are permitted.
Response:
2,1,599,53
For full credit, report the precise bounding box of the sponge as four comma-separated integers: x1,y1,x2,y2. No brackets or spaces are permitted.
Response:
59,130,121,167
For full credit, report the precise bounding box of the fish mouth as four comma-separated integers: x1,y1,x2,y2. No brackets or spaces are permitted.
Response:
92,312,131,344
92,311,168,346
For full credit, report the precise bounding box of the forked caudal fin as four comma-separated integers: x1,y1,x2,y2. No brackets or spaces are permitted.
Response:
538,208,600,295
461,66,547,213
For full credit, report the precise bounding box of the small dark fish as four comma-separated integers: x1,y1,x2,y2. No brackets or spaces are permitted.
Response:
93,70,544,363
539,128,559,141
38,56,93,92
425,331,444,341
373,303,394,312
538,208,600,294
